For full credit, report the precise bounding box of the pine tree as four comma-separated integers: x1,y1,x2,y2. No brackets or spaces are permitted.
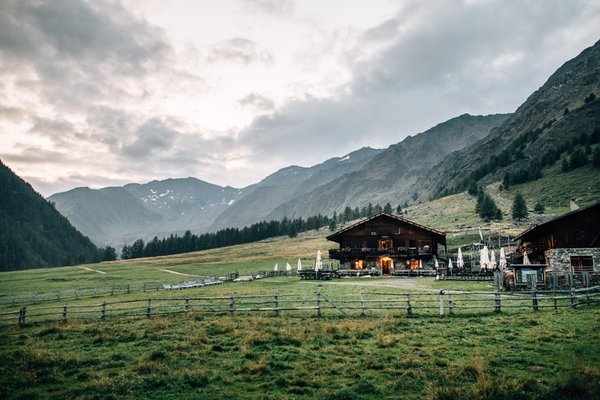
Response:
534,201,545,213
383,202,393,214
396,204,402,214
512,193,528,221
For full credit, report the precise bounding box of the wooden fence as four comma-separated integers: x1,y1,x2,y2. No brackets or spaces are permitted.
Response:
1,286,599,327
0,272,240,307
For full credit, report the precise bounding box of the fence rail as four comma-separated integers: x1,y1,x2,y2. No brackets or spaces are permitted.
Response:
2,286,599,327
0,272,240,307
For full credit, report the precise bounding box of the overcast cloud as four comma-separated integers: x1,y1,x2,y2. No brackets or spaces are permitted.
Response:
0,0,599,196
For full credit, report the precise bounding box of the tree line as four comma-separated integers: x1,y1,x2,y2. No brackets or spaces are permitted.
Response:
121,202,405,260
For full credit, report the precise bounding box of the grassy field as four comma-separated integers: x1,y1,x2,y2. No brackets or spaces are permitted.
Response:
1,254,599,399
2,173,600,399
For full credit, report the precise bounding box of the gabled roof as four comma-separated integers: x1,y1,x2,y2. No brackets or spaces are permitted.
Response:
515,201,600,241
326,212,446,244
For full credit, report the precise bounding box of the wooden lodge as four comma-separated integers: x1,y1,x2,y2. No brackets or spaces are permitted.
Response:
327,213,446,275
513,202,600,287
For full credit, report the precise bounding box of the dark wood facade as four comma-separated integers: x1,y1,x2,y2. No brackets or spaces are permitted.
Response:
515,202,600,263
327,213,446,274
513,202,600,285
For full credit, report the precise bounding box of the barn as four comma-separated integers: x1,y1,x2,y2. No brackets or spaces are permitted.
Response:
327,212,446,275
514,202,600,286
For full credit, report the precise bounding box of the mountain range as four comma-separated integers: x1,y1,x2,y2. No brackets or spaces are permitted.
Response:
47,39,600,248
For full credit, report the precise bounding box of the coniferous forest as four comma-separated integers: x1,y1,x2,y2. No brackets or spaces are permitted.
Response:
120,203,398,260
0,161,108,271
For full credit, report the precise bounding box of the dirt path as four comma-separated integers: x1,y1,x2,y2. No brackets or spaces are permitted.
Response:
78,266,107,274
159,269,199,277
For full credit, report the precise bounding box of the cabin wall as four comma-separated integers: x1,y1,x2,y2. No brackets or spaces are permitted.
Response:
544,248,600,275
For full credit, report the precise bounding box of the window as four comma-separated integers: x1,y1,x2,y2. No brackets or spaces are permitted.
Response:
571,256,594,276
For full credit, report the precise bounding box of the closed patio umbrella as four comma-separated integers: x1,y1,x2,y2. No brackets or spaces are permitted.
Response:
315,250,322,271
457,248,464,269
523,252,531,265
480,246,490,270
297,259,302,271
490,250,497,269
499,247,507,269
273,263,279,271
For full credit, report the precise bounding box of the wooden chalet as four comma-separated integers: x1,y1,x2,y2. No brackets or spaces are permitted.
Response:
327,213,446,275
514,202,600,286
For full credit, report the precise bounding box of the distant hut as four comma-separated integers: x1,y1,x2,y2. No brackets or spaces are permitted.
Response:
327,212,446,275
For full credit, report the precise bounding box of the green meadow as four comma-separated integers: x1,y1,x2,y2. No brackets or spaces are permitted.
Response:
1,222,600,399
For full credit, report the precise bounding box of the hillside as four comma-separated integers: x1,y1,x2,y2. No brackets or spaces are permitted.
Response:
265,113,509,219
210,147,383,230
413,39,600,201
0,161,99,271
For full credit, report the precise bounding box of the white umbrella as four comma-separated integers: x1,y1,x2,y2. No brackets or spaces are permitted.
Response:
457,248,464,269
285,262,292,272
523,252,531,265
480,246,490,270
448,258,453,272
434,257,439,269
490,250,497,270
297,259,302,271
499,247,507,269
273,263,279,271
315,250,322,271
419,259,423,269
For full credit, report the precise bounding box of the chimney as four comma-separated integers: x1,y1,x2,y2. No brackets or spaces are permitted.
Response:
570,199,579,211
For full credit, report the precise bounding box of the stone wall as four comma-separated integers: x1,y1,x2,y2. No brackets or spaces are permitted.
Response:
544,247,600,275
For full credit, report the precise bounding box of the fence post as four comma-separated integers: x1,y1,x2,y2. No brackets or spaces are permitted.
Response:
11,294,16,306
92,288,97,298
143,282,147,292
57,290,61,301
147,298,152,319
316,290,321,318
406,293,412,316
185,297,190,312
111,285,115,296
274,291,279,317
495,292,501,313
439,290,444,317
448,293,453,315
571,289,577,309
229,296,235,317
18,307,26,326
101,302,106,321
63,304,68,322
360,290,365,317
34,293,38,304
127,284,130,294
75,289,79,300
532,290,539,311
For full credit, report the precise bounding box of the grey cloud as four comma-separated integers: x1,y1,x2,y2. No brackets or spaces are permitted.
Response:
238,0,600,167
1,146,67,164
0,105,26,122
241,0,295,14
211,38,273,64
238,93,275,110
122,119,178,158
0,0,170,74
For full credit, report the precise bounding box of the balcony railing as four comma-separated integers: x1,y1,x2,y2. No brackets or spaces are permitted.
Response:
329,247,433,259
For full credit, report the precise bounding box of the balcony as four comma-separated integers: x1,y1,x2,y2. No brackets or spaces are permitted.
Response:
329,247,433,259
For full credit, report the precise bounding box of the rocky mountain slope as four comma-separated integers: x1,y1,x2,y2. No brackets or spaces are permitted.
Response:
411,39,600,201
263,113,510,220
209,147,382,230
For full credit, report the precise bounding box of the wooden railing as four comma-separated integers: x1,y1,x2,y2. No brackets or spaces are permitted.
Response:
2,286,598,327
329,247,433,259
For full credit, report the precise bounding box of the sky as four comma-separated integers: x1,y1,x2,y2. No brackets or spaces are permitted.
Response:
1,0,599,196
